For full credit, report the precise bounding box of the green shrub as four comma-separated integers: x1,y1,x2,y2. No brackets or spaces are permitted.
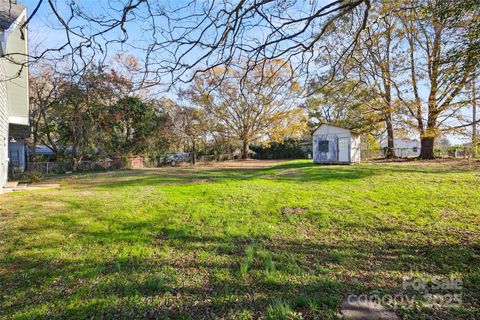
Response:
27,171,44,183
250,138,307,159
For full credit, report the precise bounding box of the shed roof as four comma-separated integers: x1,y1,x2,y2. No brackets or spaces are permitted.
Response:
313,124,360,136
0,0,25,31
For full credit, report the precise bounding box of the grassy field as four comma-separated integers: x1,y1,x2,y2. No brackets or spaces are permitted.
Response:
0,160,479,319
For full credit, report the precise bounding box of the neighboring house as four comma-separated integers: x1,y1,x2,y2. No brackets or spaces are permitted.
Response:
0,0,29,191
8,123,28,172
8,139,24,170
27,145,55,161
312,124,361,164
381,138,421,158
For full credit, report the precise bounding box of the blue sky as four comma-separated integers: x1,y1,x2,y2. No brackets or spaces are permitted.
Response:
19,0,475,145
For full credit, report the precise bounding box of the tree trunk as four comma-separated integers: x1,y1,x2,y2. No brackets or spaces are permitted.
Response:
382,24,395,159
419,136,435,159
472,74,477,158
31,137,37,163
241,139,248,159
419,22,441,161
71,145,80,171
385,115,395,159
191,139,197,165
71,157,79,172
30,119,39,163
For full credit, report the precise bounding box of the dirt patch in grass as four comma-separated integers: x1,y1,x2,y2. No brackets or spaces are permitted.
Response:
190,178,213,184
0,210,17,226
74,190,94,196
281,206,307,215
275,170,301,177
369,157,480,168
199,159,287,169
261,168,303,179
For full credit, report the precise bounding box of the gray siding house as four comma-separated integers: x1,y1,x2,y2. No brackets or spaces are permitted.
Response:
381,138,421,158
0,0,29,192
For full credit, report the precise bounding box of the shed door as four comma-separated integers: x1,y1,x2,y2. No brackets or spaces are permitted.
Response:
315,135,338,162
338,138,349,162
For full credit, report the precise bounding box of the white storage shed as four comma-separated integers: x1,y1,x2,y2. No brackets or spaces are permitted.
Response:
312,124,361,164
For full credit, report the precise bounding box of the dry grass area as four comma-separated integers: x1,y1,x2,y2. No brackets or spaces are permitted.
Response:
195,159,286,169
368,157,480,168
191,158,480,170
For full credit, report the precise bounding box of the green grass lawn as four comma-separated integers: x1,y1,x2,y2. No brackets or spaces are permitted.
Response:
1,160,479,319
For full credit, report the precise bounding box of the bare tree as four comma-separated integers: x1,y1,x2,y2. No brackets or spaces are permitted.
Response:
354,4,403,158
12,0,371,87
305,77,383,134
170,105,211,165
185,60,304,159
29,65,63,157
398,0,476,159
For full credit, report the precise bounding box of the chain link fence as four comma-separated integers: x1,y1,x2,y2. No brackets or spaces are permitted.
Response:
361,146,479,160
20,159,119,175
11,146,479,179
18,152,239,176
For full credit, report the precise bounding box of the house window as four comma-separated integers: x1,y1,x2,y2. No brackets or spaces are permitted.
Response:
318,140,329,153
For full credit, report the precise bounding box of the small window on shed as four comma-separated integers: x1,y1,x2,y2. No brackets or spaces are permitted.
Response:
318,140,329,153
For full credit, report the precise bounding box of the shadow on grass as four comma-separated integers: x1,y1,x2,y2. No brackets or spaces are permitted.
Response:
43,159,480,193
93,161,385,190
1,222,479,319
2,160,480,319
70,159,480,191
